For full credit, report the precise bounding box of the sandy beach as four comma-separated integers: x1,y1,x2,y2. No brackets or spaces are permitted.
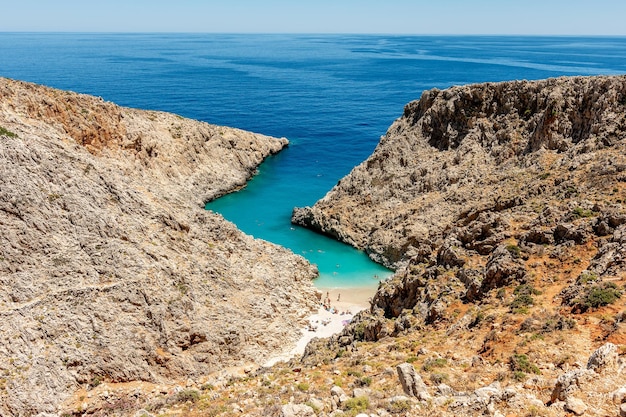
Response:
264,287,375,366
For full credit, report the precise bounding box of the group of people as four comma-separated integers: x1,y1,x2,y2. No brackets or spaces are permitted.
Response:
321,291,350,315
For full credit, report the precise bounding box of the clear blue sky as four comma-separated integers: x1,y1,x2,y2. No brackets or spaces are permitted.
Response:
2,0,625,35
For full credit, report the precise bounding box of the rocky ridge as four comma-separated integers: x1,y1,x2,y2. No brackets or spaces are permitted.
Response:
288,76,626,416
0,78,319,416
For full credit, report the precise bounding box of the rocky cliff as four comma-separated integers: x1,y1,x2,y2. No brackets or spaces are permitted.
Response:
0,78,319,416
293,76,626,270
287,75,626,416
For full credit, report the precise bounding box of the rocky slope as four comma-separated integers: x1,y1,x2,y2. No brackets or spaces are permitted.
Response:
285,75,626,416
293,75,626,270
0,78,319,416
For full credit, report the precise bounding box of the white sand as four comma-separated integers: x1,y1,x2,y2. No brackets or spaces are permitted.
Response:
264,287,375,367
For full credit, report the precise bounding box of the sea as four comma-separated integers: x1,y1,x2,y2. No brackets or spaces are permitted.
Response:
2,34,625,290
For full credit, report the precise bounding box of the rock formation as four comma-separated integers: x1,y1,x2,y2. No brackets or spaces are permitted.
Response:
3,73,626,417
0,78,319,416
290,75,626,416
294,75,626,328
293,75,626,269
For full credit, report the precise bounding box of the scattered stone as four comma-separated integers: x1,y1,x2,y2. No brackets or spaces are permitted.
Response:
551,369,595,402
436,384,456,396
612,387,626,404
396,363,431,400
481,245,526,293
565,397,587,416
474,382,502,400
281,403,316,417
330,386,349,406
554,223,589,244
587,343,618,372
353,388,371,399
307,397,325,412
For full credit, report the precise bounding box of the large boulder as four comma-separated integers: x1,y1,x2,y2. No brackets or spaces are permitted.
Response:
396,363,431,400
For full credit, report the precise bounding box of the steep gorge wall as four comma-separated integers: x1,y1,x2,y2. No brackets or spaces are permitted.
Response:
293,75,626,269
0,78,319,415
292,75,626,417
294,75,626,341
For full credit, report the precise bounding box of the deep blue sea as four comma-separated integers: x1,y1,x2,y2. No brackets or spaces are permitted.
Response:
2,34,625,289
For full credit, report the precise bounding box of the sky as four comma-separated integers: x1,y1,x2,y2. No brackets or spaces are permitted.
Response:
1,0,625,35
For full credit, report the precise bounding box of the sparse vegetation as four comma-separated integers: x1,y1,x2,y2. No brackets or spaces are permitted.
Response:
577,271,598,285
388,398,412,413
584,282,622,309
572,206,595,218
422,357,447,372
510,284,541,313
505,244,522,259
538,172,551,180
176,389,200,403
0,126,17,138
89,375,102,388
510,353,541,375
342,396,369,414
430,372,449,384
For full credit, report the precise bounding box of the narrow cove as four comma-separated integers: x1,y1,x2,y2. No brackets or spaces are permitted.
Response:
205,145,393,301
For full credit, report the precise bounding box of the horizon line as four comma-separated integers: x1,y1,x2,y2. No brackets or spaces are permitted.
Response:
1,31,626,38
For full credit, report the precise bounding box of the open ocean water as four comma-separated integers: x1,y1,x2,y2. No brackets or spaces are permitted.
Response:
2,34,626,289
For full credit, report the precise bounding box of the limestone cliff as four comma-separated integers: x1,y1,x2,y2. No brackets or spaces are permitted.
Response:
289,75,626,416
0,78,319,416
294,76,626,269
19,76,626,417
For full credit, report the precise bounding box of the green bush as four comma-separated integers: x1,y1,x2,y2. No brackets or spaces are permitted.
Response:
422,358,447,372
388,398,411,414
346,369,363,378
0,126,17,138
510,354,540,375
584,283,622,309
577,272,599,285
355,376,372,387
430,372,449,384
512,370,527,382
572,207,595,218
176,389,200,403
511,284,541,313
506,244,522,259
343,396,369,413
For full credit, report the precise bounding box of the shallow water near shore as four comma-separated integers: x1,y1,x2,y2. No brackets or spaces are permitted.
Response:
206,149,393,289
2,34,625,290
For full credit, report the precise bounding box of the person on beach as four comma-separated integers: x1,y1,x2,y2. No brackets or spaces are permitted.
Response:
337,293,341,302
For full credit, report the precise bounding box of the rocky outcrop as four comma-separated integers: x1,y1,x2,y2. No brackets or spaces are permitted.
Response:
294,75,626,330
294,76,626,416
0,78,319,416
293,75,626,269
396,363,431,400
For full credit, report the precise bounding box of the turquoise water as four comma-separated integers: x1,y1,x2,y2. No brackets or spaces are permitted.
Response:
2,34,625,289
206,151,392,289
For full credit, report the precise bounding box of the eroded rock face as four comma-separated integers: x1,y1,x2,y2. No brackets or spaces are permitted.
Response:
293,75,626,269
300,76,626,383
0,78,319,415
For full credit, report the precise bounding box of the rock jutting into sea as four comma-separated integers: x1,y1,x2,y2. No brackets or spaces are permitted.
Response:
295,75,626,416
0,78,319,416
